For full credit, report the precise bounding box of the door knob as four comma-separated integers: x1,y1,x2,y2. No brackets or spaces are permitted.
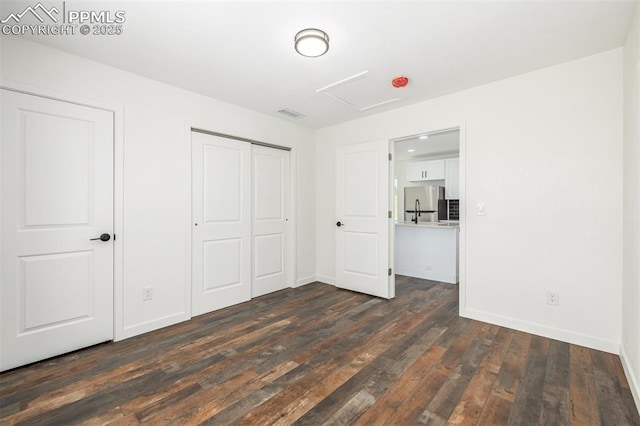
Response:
336,221,345,227
90,233,111,242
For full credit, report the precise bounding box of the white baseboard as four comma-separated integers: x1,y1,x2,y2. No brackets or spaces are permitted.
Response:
117,311,190,341
460,307,620,354
394,268,457,284
620,343,640,414
316,275,336,285
295,276,316,287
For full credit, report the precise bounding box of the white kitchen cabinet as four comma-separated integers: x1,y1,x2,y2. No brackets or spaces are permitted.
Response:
406,159,445,181
445,157,459,199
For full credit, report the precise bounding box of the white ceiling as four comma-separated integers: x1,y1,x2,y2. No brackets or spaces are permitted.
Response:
394,130,460,161
5,0,636,129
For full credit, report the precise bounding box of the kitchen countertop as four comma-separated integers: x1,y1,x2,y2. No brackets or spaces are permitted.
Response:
394,221,460,229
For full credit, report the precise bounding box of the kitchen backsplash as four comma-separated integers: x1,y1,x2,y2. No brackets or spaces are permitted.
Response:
448,199,459,220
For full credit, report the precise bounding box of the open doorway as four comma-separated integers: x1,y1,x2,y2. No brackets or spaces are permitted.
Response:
390,128,462,288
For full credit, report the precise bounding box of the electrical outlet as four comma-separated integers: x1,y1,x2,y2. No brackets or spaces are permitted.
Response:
546,291,559,306
143,286,153,301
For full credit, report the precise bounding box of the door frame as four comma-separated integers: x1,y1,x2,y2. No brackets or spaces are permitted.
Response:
389,121,467,312
0,79,125,341
186,125,297,317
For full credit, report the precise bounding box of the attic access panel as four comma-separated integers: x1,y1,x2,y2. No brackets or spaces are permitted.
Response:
317,71,401,111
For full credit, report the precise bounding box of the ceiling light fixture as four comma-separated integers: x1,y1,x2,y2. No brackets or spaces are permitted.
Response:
295,28,329,58
419,135,429,140
408,149,415,152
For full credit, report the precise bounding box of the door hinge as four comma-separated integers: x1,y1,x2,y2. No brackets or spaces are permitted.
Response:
113,234,116,241
388,210,392,219
388,268,392,276
388,153,392,161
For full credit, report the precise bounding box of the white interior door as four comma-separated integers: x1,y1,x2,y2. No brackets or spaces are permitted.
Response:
1,90,114,371
191,132,251,316
335,140,392,299
252,145,290,297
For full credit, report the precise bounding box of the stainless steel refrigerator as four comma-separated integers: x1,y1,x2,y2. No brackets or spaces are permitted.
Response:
404,185,447,223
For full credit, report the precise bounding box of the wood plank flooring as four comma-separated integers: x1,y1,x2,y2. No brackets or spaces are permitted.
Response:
1,277,638,425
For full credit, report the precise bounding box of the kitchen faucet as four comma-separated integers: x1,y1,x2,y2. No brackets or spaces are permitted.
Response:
412,199,421,224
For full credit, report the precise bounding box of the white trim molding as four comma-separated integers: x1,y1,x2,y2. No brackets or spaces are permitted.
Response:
620,344,640,414
460,307,620,354
316,275,336,286
295,276,317,287
121,312,190,340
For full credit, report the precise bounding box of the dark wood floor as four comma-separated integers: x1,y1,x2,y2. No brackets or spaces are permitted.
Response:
1,277,638,425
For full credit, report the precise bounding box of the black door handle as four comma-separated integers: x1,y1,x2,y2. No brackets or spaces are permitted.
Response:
90,233,111,242
336,221,344,227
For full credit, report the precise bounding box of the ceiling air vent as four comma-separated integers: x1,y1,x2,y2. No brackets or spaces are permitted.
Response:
277,108,306,119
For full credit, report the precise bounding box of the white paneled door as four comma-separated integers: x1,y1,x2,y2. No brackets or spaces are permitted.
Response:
192,132,251,316
335,140,393,299
252,145,290,297
0,90,114,371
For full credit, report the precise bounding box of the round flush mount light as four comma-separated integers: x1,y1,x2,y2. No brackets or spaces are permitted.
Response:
419,135,429,140
295,28,329,57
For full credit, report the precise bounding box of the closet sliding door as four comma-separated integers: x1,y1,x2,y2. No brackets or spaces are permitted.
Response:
252,145,290,297
191,132,251,316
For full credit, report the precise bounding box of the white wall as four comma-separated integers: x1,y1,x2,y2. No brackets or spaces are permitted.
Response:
0,37,316,340
316,49,623,353
622,0,640,409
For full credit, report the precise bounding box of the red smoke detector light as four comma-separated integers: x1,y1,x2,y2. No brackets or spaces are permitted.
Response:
392,76,409,88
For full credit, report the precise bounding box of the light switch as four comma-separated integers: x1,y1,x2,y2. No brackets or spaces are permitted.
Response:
476,202,486,216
